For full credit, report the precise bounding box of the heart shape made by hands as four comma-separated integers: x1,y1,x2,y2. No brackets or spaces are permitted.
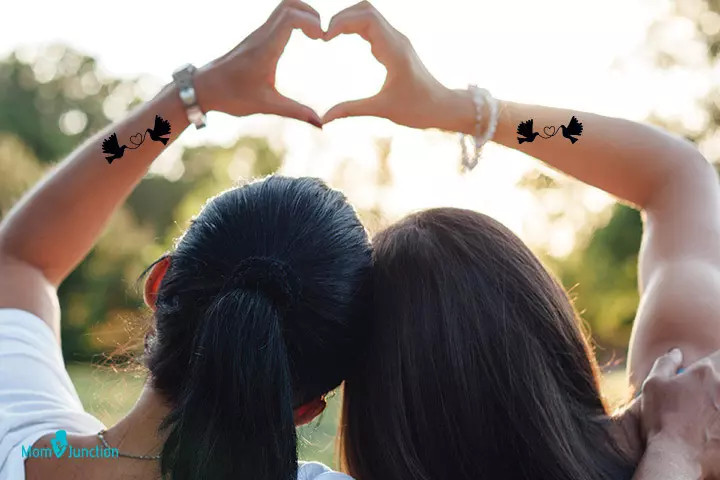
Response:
543,126,557,137
276,32,385,118
130,133,144,146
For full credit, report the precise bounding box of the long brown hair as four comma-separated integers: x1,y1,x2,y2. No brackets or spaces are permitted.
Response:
340,208,634,480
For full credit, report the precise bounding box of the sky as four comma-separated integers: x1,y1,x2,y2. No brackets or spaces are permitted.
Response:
1,0,691,256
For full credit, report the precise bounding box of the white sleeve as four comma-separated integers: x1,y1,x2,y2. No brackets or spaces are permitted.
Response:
0,308,105,479
297,461,355,480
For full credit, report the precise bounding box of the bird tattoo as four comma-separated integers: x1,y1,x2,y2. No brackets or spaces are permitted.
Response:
146,115,171,145
560,116,583,144
102,115,172,165
102,133,128,164
517,119,540,144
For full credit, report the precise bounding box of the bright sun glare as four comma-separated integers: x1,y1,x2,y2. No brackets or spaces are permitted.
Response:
1,0,679,255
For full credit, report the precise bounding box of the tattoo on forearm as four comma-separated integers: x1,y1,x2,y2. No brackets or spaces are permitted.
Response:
101,115,171,164
517,116,583,145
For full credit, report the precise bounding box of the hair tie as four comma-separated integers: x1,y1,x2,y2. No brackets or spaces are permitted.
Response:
228,257,302,310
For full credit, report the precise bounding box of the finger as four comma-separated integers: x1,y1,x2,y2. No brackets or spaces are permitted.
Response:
618,395,641,418
266,92,323,128
285,0,321,21
326,2,394,43
324,6,403,68
325,0,373,28
275,7,324,40
647,348,684,381
324,1,366,40
685,349,720,370
322,96,383,124
326,10,378,42
667,349,720,377
270,0,320,23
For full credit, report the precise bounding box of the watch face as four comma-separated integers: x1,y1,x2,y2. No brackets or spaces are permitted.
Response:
179,88,197,105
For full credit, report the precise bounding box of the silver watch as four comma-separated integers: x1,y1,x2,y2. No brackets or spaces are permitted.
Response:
172,64,207,129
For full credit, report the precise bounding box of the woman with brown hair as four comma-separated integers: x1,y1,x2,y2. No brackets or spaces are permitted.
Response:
323,2,720,479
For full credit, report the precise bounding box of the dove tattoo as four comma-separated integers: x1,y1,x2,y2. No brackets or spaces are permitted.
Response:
516,116,583,145
560,116,583,144
102,133,128,164
102,115,172,164
146,115,171,145
517,119,539,144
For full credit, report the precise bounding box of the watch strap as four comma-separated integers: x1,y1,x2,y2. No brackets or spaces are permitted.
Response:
172,64,207,129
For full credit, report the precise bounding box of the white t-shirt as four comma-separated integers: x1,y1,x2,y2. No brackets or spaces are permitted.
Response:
0,308,352,480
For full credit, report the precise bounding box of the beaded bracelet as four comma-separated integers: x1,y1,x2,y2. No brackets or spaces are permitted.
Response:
459,85,499,171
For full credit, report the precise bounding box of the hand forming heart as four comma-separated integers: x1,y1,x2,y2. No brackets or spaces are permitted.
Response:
320,1,475,134
194,0,325,127
194,1,476,134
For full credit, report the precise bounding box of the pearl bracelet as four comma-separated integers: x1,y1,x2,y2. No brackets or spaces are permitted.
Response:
459,85,499,171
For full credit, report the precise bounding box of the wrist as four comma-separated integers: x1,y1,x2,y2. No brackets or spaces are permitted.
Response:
155,82,191,131
193,63,221,113
647,430,703,467
438,88,477,135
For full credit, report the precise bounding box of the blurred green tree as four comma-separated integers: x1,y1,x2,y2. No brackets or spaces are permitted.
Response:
0,46,284,360
0,45,137,164
549,204,642,353
528,0,720,359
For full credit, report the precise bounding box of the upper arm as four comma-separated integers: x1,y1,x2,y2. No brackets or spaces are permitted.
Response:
627,155,720,390
0,254,60,344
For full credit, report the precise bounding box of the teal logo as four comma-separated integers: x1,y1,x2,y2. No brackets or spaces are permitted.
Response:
50,430,68,458
21,430,118,459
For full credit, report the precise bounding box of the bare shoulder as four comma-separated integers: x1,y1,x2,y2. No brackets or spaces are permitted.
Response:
24,433,69,480
24,433,160,480
26,433,113,480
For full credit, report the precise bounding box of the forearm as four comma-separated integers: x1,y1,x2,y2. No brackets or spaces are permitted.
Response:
0,1,331,289
440,90,720,383
632,434,702,480
445,90,711,212
0,80,190,286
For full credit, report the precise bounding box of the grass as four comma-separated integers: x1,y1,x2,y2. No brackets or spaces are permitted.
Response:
67,363,631,468
67,362,343,466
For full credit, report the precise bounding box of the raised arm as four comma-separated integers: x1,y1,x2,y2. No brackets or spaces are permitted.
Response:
482,101,720,391
321,1,720,393
0,0,324,341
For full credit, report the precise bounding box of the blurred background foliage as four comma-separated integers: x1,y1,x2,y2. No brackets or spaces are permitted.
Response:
521,0,720,358
1,0,719,466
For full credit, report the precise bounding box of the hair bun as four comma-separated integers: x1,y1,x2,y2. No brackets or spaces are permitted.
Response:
229,256,302,310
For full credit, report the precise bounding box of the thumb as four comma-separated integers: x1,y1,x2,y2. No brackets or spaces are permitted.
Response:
266,92,322,128
647,348,684,381
622,395,642,418
322,95,384,124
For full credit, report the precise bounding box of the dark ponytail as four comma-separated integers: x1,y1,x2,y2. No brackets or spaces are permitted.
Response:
145,176,372,480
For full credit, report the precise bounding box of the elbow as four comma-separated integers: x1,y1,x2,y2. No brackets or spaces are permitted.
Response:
686,147,715,173
645,148,717,213
680,150,717,191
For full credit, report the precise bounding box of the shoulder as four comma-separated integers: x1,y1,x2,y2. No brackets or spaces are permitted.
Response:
24,432,116,480
0,309,105,479
0,255,60,342
297,461,355,480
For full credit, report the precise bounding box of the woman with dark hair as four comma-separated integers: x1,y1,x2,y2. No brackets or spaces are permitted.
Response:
0,2,370,479
323,3,720,479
